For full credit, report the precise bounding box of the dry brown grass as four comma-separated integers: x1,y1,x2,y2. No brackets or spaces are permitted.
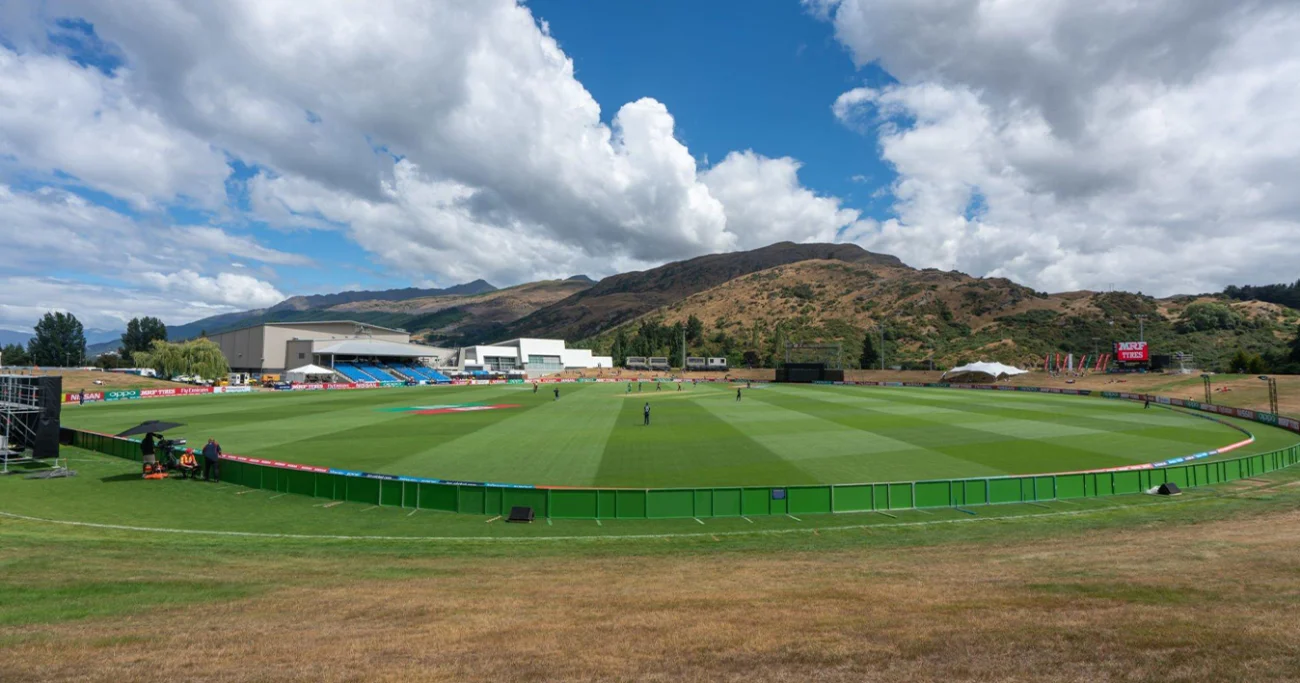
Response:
4,509,1300,683
16,368,191,393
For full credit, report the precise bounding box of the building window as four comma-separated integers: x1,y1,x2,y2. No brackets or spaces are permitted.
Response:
483,356,519,371
298,353,305,359
526,354,563,371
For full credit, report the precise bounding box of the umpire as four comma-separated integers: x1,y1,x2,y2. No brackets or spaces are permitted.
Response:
644,402,651,426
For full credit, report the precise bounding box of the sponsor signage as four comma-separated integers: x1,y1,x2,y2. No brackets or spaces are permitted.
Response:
1114,341,1149,362
104,389,140,402
63,391,105,404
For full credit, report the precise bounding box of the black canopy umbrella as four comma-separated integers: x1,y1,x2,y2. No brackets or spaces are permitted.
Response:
116,421,186,438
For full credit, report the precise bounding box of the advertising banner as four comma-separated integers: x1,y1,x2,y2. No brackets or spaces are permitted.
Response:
1114,341,1150,362
63,391,104,404
104,389,140,402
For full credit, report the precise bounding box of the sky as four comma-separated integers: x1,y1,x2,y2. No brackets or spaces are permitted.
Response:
1,0,1298,333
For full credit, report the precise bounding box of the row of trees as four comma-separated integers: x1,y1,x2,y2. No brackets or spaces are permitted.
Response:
1,312,87,367
0,313,226,378
1223,280,1300,311
1,313,171,368
603,315,895,370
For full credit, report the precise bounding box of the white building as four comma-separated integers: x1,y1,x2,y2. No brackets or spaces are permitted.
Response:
459,338,612,375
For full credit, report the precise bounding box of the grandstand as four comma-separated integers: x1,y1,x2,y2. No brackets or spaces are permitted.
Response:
210,322,607,382
209,321,454,381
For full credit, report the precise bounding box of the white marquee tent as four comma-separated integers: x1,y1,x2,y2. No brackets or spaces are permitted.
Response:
941,362,1028,382
285,364,339,383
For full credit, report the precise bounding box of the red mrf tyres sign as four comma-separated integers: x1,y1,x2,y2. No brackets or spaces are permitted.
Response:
1115,341,1149,362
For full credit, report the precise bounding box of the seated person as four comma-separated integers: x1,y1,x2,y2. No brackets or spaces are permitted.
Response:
176,449,200,479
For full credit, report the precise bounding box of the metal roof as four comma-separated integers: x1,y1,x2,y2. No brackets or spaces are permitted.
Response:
313,339,448,358
212,320,409,337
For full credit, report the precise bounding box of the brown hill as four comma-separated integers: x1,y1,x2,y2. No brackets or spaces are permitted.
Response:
500,242,905,341
329,279,593,343
583,258,1299,370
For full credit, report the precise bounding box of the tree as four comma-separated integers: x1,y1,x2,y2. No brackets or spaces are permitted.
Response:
860,332,879,370
183,338,231,379
667,322,684,366
120,316,168,356
610,328,627,367
1175,302,1242,333
685,315,704,343
1291,324,1300,363
766,321,787,368
1226,349,1267,374
742,350,760,368
94,352,126,370
28,312,86,367
136,338,230,380
0,343,29,367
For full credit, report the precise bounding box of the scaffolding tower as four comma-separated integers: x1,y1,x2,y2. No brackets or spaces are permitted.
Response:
1,375,45,474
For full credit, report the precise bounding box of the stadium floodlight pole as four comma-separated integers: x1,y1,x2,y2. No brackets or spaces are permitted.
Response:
1259,375,1279,416
1202,373,1212,405
1136,315,1148,343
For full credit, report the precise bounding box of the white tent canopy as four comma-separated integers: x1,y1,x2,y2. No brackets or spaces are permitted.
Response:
941,362,1027,381
285,364,338,383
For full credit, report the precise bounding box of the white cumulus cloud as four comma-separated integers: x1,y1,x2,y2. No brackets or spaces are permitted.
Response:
27,0,856,285
140,270,285,309
819,0,1300,295
0,47,229,208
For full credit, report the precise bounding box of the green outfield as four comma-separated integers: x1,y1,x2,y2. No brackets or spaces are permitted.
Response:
60,383,1268,488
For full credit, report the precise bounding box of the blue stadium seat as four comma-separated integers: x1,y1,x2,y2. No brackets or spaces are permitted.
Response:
363,364,399,381
335,363,376,383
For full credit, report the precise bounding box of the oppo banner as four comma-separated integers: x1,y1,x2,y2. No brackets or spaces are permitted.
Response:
104,390,140,402
1114,341,1150,362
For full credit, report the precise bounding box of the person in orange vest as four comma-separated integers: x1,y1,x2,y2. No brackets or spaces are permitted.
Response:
177,448,199,479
